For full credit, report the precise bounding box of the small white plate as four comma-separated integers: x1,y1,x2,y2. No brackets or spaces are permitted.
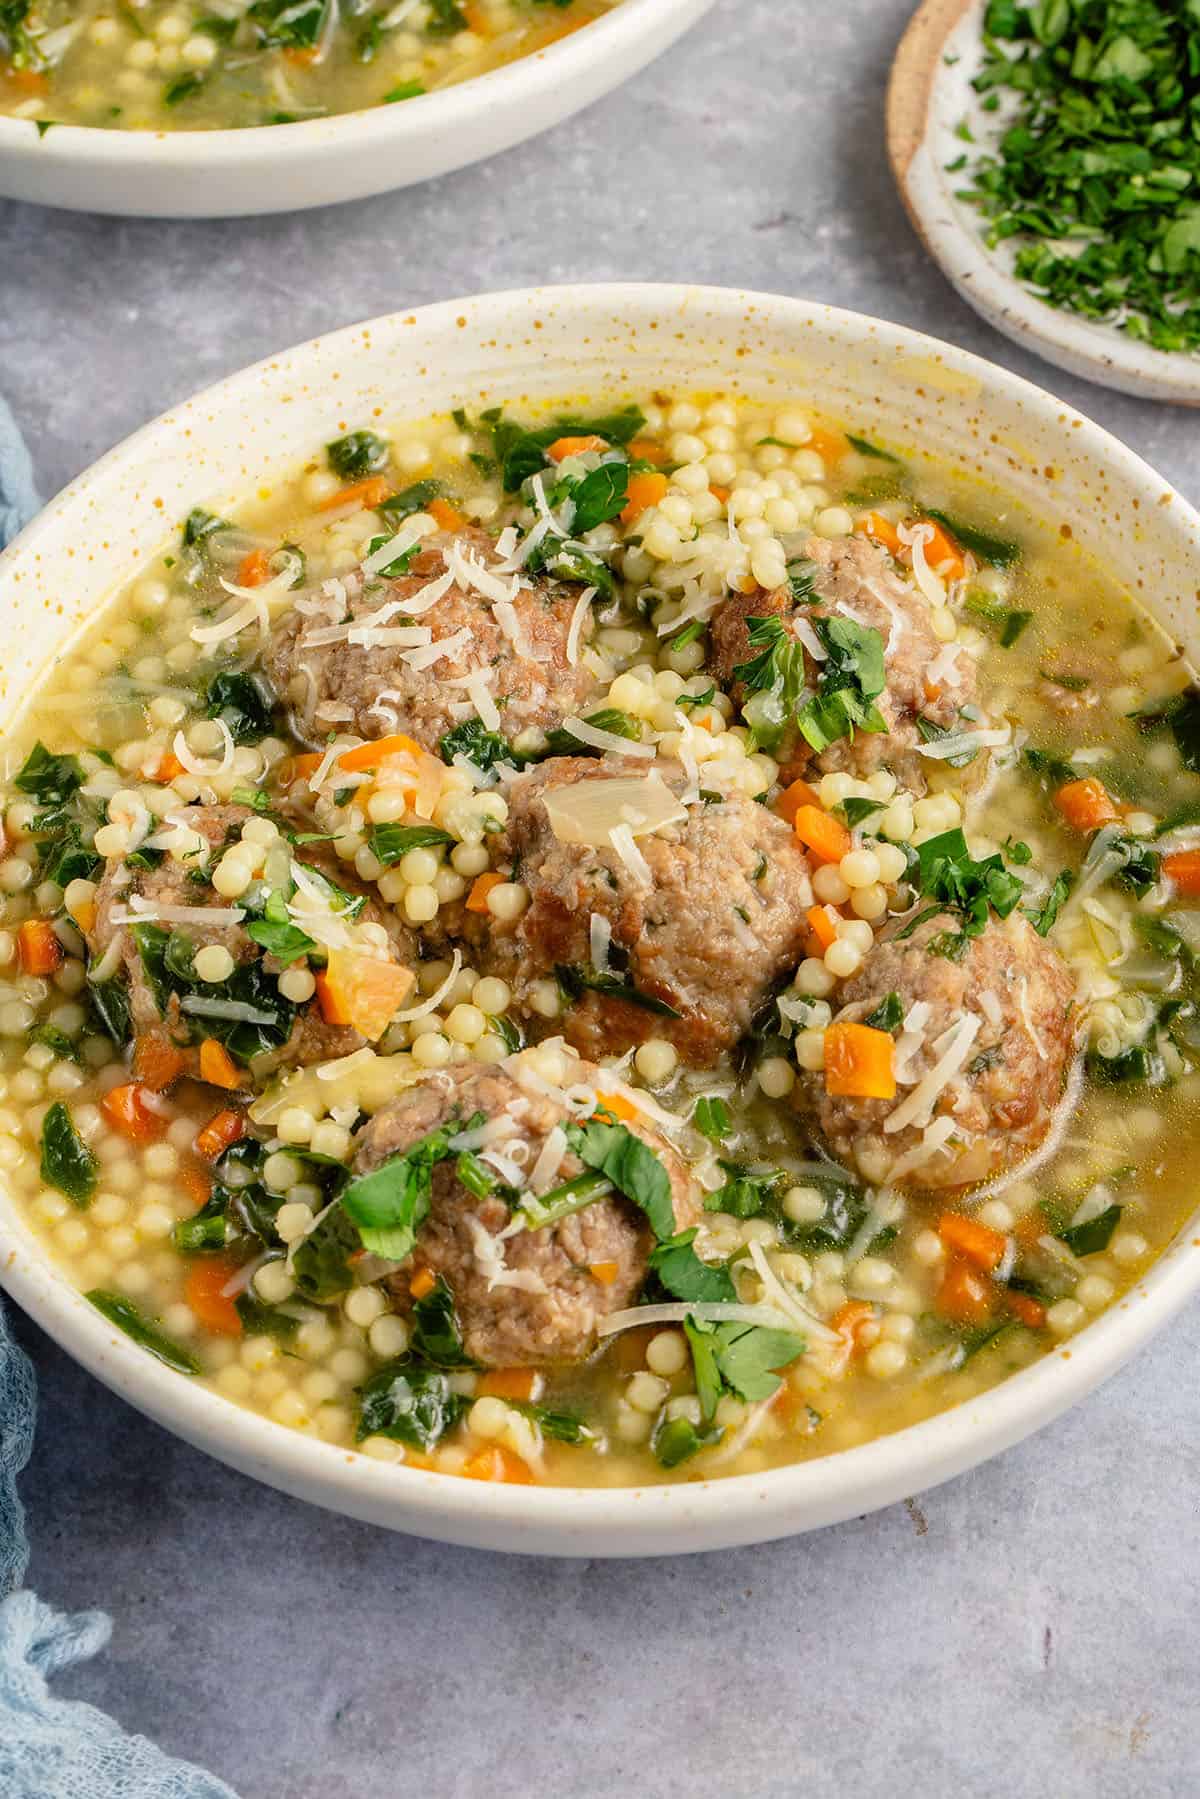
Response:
888,0,1200,405
0,0,714,218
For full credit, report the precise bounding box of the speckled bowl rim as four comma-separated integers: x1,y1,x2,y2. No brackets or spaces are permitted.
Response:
0,0,708,166
890,0,1200,405
2,282,1199,1556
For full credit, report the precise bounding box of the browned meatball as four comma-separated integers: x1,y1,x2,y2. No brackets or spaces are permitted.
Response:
90,803,416,1076
793,909,1079,1191
262,527,600,754
710,533,986,792
472,755,815,1067
357,1060,699,1366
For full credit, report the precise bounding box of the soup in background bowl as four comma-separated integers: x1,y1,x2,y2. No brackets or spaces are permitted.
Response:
3,286,1199,1556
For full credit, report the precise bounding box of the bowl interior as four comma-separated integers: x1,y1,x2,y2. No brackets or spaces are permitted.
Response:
4,284,1200,1552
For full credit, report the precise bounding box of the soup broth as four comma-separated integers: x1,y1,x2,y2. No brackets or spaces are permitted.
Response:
3,390,1197,1489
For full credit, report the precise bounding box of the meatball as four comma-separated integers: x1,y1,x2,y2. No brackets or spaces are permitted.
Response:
356,1059,699,1366
794,909,1079,1191
90,803,415,1075
710,532,986,792
262,526,600,754
472,755,815,1066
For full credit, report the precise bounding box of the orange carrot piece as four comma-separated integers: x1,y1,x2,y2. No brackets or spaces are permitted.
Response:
791,804,852,865
920,520,968,583
1163,848,1200,896
938,1211,1008,1273
100,1083,167,1142
466,871,504,914
427,496,467,532
464,0,491,33
806,905,840,952
589,1260,620,1285
709,483,731,504
410,1267,437,1301
17,919,63,977
318,475,391,512
855,510,903,556
335,731,424,774
235,548,271,587
628,438,667,465
936,1256,994,1327
806,426,847,464
317,948,414,1040
462,1445,535,1484
774,777,822,824
184,1255,244,1337
823,1021,897,1100
152,750,186,784
1054,777,1119,834
198,1039,242,1091
1006,1290,1047,1330
478,1368,541,1402
132,1033,186,1093
831,1299,875,1355
194,1108,246,1161
278,751,323,787
620,471,668,525
545,434,609,462
594,1087,639,1123
181,1163,214,1211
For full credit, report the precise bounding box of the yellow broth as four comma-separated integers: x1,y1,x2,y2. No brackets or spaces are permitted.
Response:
0,0,619,132
3,390,1198,1489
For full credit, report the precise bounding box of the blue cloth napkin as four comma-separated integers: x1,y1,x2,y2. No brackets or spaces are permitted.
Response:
0,395,240,1799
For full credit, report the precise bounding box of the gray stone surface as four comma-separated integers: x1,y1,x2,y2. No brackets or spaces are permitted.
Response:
2,1,1199,1794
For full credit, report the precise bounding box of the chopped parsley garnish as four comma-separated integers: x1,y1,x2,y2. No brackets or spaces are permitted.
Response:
692,1095,732,1143
563,1112,676,1240
964,589,1033,646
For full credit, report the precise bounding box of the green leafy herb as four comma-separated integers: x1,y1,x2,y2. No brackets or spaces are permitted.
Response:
914,826,1024,941
356,1361,467,1449
836,796,885,828
325,429,390,481
40,1102,97,1208
15,743,83,808
509,1400,593,1445
244,889,316,966
682,1315,805,1419
204,671,274,743
563,1113,675,1240
924,509,1019,567
555,963,682,1020
438,717,519,772
87,978,131,1046
795,617,887,753
845,433,900,460
378,479,442,521
567,462,630,533
341,1117,469,1260
368,822,455,864
1060,1204,1121,1256
31,1023,79,1062
692,1095,731,1143
410,1275,479,1368
86,1290,201,1374
182,507,228,548
173,1193,229,1253
653,1414,722,1468
383,79,425,101
543,708,643,757
291,1203,362,1301
964,590,1033,646
1087,1042,1165,1085
646,1229,737,1304
864,991,904,1032
1024,869,1074,935
485,405,645,491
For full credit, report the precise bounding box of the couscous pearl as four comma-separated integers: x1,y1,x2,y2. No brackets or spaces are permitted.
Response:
212,853,253,898
344,1285,388,1328
472,976,511,1016
274,1201,315,1244
276,1108,314,1146
180,32,217,66
758,1056,795,1098
469,1396,510,1440
850,884,888,922
193,944,235,983
278,966,316,1003
369,1314,410,1358
840,848,880,888
812,865,850,905
796,958,836,998
412,1032,452,1069
866,1341,907,1379
794,1028,825,1071
646,1330,688,1377
263,1152,302,1191
839,919,874,955
361,1435,405,1463
634,1039,678,1085
823,940,861,980
783,1185,826,1224
1076,1275,1114,1311
881,801,914,842
1046,1299,1085,1336
627,1371,669,1415
1110,1230,1148,1265
977,1200,1014,1233
254,1261,296,1305
310,1120,351,1160
136,1202,174,1240
486,882,528,922
913,1229,944,1266
874,842,908,884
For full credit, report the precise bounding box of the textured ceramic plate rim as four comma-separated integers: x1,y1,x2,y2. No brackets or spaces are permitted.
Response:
1,282,1199,1555
890,0,1200,404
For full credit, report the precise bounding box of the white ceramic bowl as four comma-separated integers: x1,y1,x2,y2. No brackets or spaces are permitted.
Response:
0,0,714,218
3,283,1199,1556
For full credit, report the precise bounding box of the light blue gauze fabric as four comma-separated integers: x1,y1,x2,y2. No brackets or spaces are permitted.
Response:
0,395,240,1799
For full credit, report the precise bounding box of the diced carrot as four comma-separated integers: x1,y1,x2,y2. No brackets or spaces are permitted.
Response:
628,438,667,465
151,750,186,784
235,548,271,587
774,777,822,824
277,751,323,787
336,731,425,774
427,496,467,532
823,1021,897,1100
709,484,731,503
132,1032,186,1093
184,1255,243,1336
791,804,851,865
462,1445,535,1484
806,905,840,952
317,948,414,1040
318,475,391,512
1006,1289,1047,1330
938,1211,1008,1273
464,0,491,33
283,45,317,64
1163,849,1200,896
194,1107,246,1161
620,471,668,525
831,1300,875,1356
594,1088,639,1123
589,1260,620,1285
7,67,48,93
67,894,96,934
919,520,968,584
100,1083,167,1142
1054,777,1119,834
545,435,610,462
478,1368,541,1402
181,1163,213,1210
466,871,504,914
410,1267,437,1301
17,919,63,977
936,1255,994,1327
198,1038,242,1091
806,426,847,464
855,510,903,556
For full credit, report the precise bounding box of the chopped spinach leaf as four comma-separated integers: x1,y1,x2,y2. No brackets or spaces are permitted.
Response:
325,429,389,480
355,1360,467,1450
204,671,274,743
40,1102,97,1207
86,1290,201,1375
